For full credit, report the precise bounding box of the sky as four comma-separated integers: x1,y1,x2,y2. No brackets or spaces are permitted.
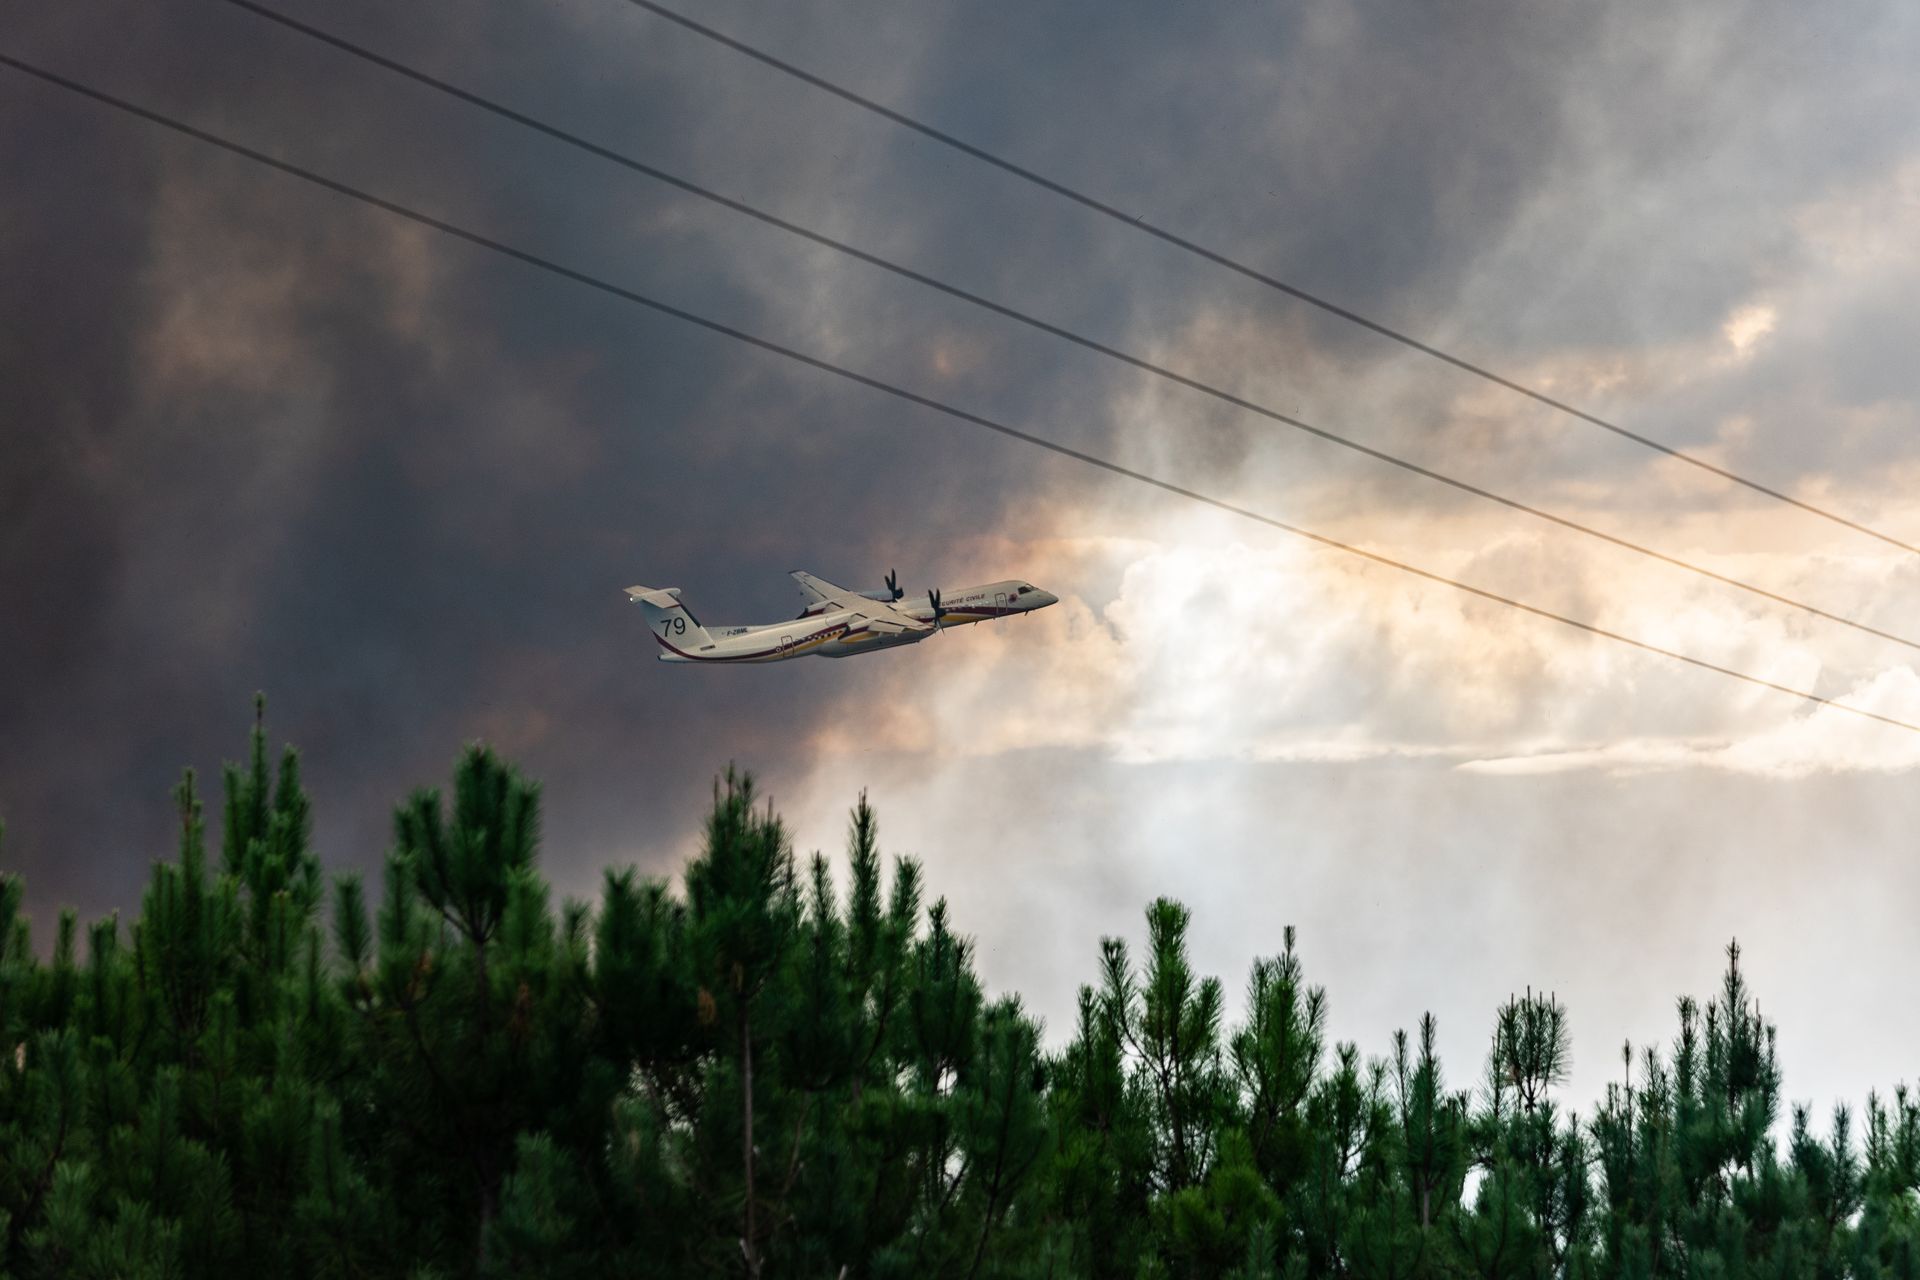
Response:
4,0,1919,1121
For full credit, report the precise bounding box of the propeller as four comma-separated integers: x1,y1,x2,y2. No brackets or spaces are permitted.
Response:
928,587,946,631
884,568,904,601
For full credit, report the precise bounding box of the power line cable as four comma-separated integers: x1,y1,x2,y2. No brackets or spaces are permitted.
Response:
203,0,1920,655
619,0,1920,560
4,50,1914,736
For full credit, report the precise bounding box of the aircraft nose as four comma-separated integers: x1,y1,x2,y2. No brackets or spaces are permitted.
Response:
1031,589,1059,609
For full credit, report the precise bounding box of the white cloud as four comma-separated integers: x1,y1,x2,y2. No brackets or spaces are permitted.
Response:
801,505,1920,778
1722,303,1777,357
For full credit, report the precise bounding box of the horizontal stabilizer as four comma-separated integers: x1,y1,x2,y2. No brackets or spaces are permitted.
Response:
625,585,682,609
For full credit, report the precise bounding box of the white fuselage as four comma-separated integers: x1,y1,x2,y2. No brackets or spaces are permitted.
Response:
651,579,1056,663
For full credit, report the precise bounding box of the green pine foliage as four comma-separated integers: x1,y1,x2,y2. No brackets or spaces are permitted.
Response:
0,705,1915,1277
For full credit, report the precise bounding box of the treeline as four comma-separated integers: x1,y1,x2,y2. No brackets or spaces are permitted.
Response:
0,708,1916,1278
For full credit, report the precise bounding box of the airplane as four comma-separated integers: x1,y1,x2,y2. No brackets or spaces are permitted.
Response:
626,570,1058,663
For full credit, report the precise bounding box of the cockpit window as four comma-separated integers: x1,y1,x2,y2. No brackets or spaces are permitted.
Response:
1017,585,1032,595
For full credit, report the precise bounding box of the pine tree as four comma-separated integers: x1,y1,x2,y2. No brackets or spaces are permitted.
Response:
684,767,801,1276
1231,928,1327,1205
6,703,1920,1278
1048,977,1154,1277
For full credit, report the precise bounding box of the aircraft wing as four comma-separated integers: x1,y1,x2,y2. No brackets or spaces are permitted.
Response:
789,571,930,632
790,570,837,609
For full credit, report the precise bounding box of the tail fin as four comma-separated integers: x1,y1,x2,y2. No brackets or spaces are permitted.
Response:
625,586,714,658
